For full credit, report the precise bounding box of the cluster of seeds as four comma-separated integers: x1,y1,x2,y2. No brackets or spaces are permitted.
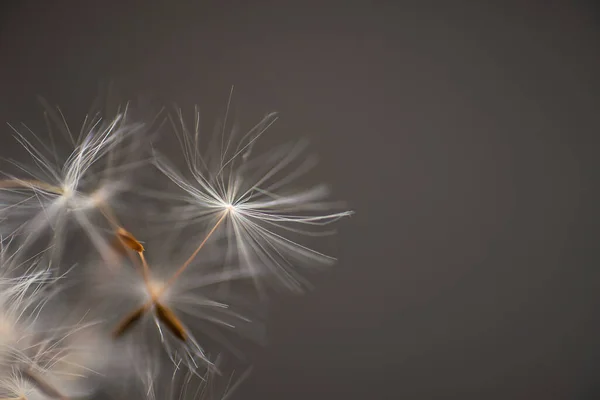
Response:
0,93,351,400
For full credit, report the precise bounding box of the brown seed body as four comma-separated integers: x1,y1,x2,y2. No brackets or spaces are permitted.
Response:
155,302,187,341
110,236,129,257
112,306,147,338
116,228,145,253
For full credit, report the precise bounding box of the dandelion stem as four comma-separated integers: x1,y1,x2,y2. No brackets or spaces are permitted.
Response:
0,179,63,195
162,210,228,291
137,251,152,287
98,199,149,279
97,201,122,230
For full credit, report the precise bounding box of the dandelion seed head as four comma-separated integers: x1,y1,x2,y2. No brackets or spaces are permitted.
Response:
152,102,353,293
6,316,110,400
0,371,34,400
0,250,57,366
1,92,351,397
0,102,147,263
224,202,236,214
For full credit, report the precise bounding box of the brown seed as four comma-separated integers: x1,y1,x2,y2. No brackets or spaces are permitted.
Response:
110,235,129,258
112,306,146,338
116,228,144,253
155,302,187,341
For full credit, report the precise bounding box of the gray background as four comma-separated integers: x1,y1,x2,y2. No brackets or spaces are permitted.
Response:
1,1,599,399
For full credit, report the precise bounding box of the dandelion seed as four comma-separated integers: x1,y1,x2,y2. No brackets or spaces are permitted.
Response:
0,370,36,400
1,91,351,399
0,245,59,367
0,100,146,266
152,94,353,293
0,320,107,400
89,229,260,376
0,246,108,400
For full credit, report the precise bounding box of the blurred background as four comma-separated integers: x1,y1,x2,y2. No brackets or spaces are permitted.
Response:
0,1,599,399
